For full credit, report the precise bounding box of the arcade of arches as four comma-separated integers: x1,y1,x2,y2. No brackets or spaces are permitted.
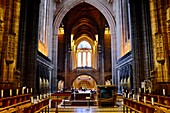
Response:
0,0,170,97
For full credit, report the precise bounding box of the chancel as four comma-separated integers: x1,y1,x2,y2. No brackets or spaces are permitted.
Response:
0,0,170,113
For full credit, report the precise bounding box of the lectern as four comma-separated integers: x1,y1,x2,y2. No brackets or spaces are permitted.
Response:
97,85,117,107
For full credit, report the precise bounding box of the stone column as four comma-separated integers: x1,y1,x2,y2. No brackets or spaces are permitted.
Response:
111,33,117,85
52,34,58,92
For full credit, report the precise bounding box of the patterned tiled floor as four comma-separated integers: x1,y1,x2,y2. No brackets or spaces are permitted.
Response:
48,101,124,113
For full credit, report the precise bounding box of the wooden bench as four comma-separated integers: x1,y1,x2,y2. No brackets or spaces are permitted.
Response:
23,98,49,113
124,98,156,113
51,92,71,108
0,94,32,112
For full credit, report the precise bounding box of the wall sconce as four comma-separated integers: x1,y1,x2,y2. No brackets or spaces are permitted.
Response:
167,8,170,26
68,47,72,53
98,44,101,53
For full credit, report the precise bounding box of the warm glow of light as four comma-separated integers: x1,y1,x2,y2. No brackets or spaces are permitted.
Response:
38,40,48,56
95,35,98,42
71,34,74,42
105,27,110,34
58,28,64,34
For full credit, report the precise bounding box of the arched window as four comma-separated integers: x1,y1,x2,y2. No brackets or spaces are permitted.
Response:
77,41,92,67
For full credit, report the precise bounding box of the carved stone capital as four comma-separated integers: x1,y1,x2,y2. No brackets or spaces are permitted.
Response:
108,0,114,3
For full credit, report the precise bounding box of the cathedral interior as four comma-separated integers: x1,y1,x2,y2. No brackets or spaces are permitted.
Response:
0,0,170,112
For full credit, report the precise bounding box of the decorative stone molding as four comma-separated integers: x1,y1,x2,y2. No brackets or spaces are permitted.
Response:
56,0,61,3
108,0,114,3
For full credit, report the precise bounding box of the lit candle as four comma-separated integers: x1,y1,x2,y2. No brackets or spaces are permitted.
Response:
144,96,146,103
37,95,39,102
31,88,32,93
149,88,151,94
124,93,126,98
10,89,12,96
163,89,165,96
40,94,42,100
133,94,135,100
1,90,3,98
44,93,46,98
22,88,24,94
151,97,154,105
27,88,29,93
137,94,140,101
144,87,146,93
31,96,34,103
16,89,18,96
128,94,130,99
139,88,141,93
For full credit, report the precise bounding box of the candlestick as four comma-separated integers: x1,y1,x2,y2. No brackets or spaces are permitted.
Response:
128,94,130,99
137,94,140,102
124,93,126,98
22,88,24,94
31,88,32,93
1,90,3,98
139,88,141,93
133,94,135,100
40,94,42,100
10,89,12,96
16,89,18,96
163,89,165,96
144,96,146,103
27,88,29,93
31,96,34,103
37,95,39,102
151,97,154,105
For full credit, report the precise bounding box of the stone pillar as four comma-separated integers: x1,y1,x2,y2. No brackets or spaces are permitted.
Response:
0,0,21,88
52,34,58,92
111,33,117,85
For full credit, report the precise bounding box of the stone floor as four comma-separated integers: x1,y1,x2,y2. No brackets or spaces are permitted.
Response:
48,99,125,113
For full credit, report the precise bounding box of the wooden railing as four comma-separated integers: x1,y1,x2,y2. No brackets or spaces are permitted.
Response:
123,98,155,113
0,94,32,113
23,98,49,113
0,88,50,113
124,93,170,113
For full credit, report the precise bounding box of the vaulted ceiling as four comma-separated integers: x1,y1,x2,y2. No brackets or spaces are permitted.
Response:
62,3,107,41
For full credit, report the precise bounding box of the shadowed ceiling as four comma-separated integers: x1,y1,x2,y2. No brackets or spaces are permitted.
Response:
62,2,108,41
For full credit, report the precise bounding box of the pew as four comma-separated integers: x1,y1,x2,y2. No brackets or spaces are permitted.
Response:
141,93,170,109
23,98,49,113
51,92,71,108
123,98,156,113
0,94,32,112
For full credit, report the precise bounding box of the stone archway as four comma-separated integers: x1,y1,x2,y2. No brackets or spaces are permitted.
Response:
52,0,117,90
72,75,97,90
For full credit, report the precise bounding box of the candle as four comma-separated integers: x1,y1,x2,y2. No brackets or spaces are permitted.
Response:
137,94,140,101
31,96,34,103
151,97,154,105
139,88,141,93
1,90,3,98
16,89,18,95
163,89,165,96
37,95,39,102
128,94,130,99
149,88,151,94
44,94,46,98
40,94,42,100
27,88,29,93
124,93,126,98
144,96,146,103
133,94,135,100
31,88,32,93
144,87,146,93
22,88,24,94
10,89,12,96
